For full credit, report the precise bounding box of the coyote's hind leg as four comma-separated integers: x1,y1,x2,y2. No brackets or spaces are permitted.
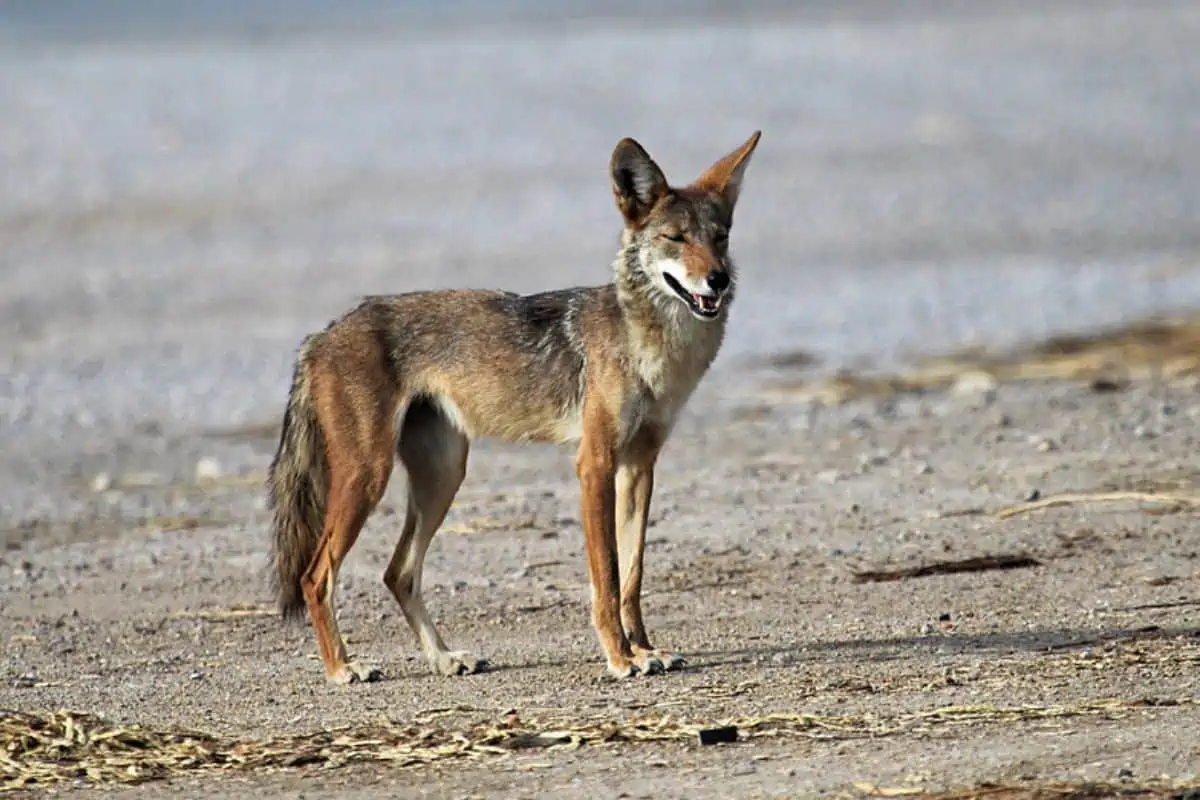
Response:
384,399,486,676
301,366,396,685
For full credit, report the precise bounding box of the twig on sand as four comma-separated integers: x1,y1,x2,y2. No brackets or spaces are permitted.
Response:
850,554,1041,584
441,515,545,535
913,780,1197,800
137,514,232,534
993,491,1200,520
168,608,275,620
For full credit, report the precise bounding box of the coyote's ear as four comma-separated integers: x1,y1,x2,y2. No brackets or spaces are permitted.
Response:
610,137,669,226
692,131,761,210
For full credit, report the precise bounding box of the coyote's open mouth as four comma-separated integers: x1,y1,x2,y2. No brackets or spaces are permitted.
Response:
662,273,722,320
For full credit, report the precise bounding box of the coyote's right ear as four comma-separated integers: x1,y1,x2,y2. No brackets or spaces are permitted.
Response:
610,138,669,226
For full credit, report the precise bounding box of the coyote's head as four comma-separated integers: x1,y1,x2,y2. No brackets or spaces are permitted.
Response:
610,131,760,322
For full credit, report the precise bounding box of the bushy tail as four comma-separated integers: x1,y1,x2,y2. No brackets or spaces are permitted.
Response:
267,341,328,619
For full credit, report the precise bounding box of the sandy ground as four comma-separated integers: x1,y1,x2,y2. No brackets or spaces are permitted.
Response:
2,0,1200,796
3,378,1200,796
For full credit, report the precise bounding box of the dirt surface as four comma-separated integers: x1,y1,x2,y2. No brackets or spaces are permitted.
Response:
3,375,1200,796
3,0,1200,796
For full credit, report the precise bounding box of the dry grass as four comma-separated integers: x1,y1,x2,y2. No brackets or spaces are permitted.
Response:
775,316,1200,405
2,699,1193,792
909,781,1197,799
991,491,1200,519
441,514,551,535
927,490,1200,523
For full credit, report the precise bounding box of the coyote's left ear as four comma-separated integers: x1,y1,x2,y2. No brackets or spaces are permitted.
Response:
692,130,761,209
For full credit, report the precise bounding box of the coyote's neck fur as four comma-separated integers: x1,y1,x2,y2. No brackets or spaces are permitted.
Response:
612,240,730,403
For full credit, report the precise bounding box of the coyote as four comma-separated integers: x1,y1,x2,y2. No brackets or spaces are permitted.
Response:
268,131,761,684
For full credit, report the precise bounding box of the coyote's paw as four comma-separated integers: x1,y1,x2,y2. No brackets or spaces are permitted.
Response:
635,647,686,672
327,661,383,685
605,656,642,680
634,651,665,675
434,650,487,676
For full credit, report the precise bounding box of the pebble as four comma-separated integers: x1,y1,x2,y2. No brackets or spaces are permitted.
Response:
195,457,223,481
90,472,113,493
1028,435,1057,452
951,370,999,397
816,469,843,484
860,450,889,469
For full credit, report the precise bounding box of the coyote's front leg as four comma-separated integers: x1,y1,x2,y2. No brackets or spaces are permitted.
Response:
577,406,640,678
616,432,685,673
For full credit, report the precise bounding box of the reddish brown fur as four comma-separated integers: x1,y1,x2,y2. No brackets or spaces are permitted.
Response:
267,132,761,683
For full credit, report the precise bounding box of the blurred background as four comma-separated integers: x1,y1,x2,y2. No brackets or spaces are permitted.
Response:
2,0,1200,513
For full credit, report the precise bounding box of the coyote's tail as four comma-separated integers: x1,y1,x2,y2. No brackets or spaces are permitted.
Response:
267,339,328,619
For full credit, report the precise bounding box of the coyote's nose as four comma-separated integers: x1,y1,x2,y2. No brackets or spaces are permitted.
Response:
706,270,730,293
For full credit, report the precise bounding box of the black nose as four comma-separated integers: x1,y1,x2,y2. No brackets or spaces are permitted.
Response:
706,270,730,293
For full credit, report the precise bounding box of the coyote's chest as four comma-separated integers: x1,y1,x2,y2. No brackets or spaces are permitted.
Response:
623,315,725,438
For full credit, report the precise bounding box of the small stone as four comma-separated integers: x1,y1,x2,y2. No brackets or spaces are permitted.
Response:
195,458,223,481
860,451,889,469
1133,425,1156,439
697,726,739,746
816,469,843,484
1025,488,1041,502
90,472,113,493
952,371,998,397
190,671,205,680
915,462,934,475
